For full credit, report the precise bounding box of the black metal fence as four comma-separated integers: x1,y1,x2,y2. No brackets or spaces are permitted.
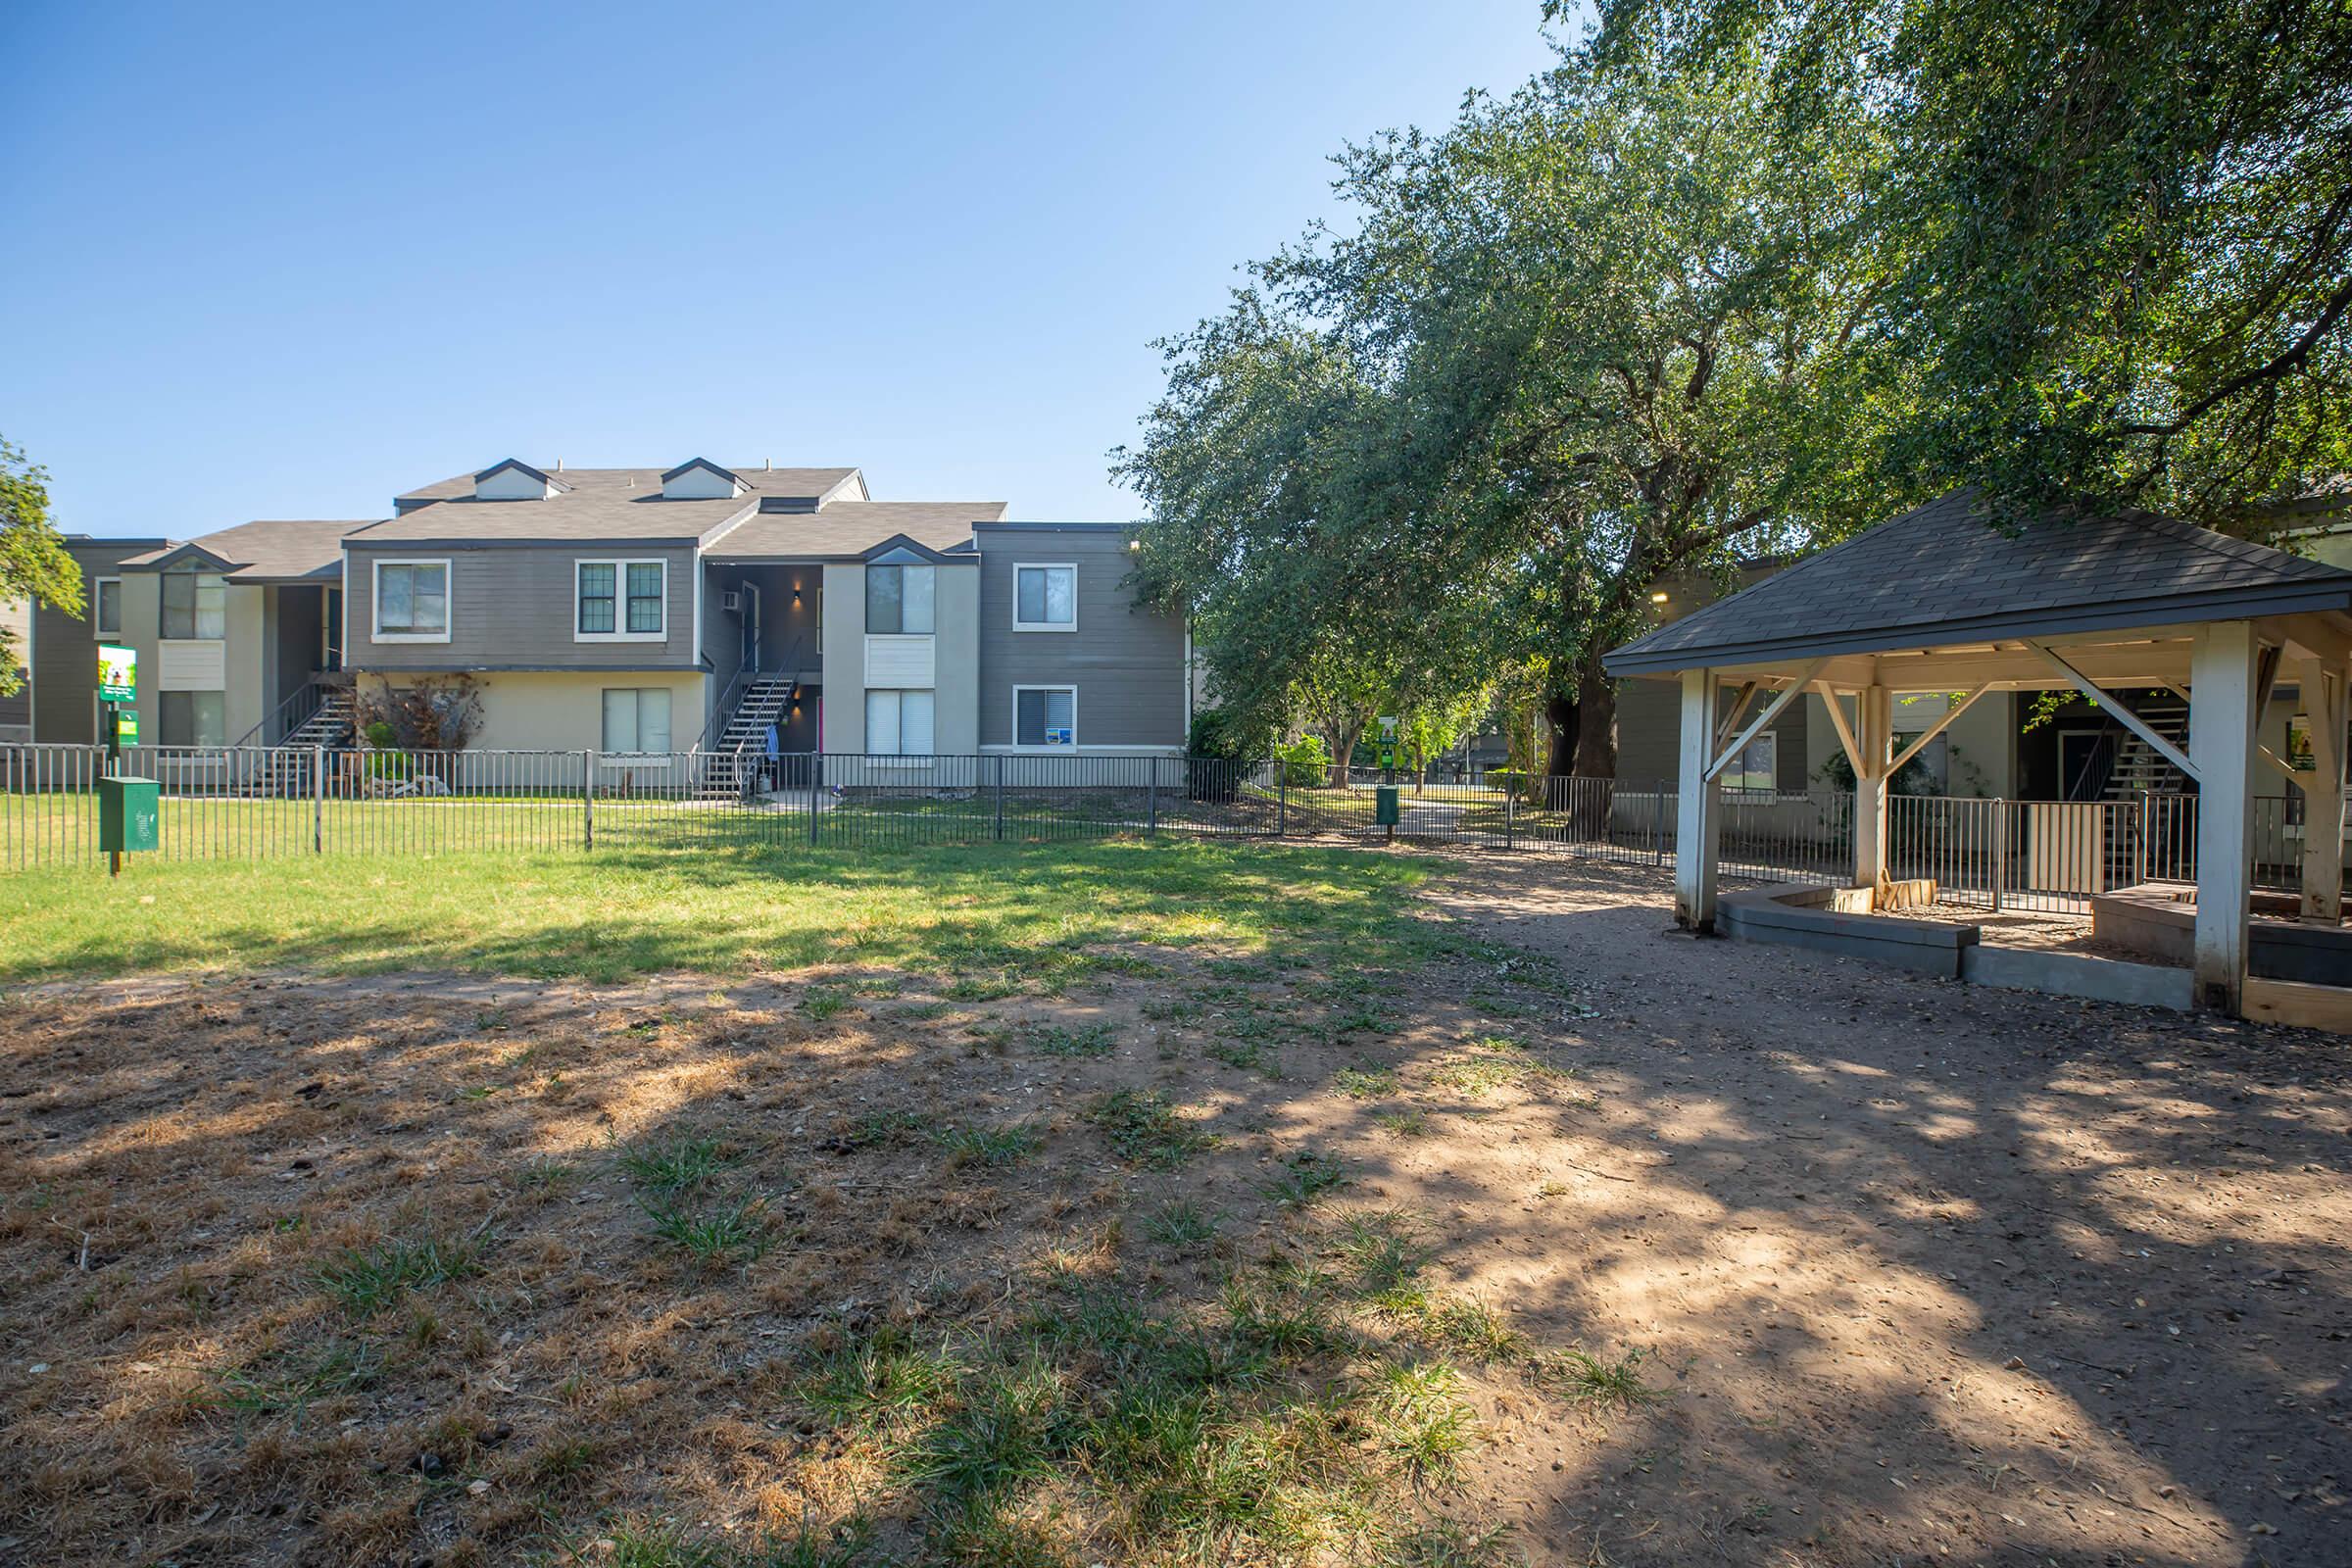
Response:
0,744,2323,908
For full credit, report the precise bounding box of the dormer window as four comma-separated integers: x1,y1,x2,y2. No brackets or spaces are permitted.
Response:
660,459,746,501
472,459,567,501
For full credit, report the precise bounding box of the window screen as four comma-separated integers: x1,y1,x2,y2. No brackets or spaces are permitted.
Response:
1015,688,1075,747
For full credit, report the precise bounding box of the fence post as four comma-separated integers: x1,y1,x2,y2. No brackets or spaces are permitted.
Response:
994,754,1006,841
312,745,325,854
1990,799,2007,911
1147,759,1159,837
1277,765,1288,837
808,753,821,847
583,749,597,851
1504,781,1516,853
2135,790,2150,887
1652,779,1666,865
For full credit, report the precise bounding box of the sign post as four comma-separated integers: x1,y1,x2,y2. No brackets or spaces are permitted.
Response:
95,643,143,875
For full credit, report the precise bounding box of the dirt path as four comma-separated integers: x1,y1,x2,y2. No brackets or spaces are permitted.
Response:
1422,857,2350,1566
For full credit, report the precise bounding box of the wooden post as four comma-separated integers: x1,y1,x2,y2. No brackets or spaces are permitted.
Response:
1853,683,1892,890
2295,655,2346,923
1990,800,2008,912
2189,621,2260,1013
583,749,597,851
1675,667,1722,932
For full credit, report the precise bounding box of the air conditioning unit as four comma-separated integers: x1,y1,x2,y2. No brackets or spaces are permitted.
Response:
720,590,742,612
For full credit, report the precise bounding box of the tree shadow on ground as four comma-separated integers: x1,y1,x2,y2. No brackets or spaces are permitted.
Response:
1,849,2343,1566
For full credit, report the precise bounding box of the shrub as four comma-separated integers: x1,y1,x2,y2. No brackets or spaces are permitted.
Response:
1273,735,1331,788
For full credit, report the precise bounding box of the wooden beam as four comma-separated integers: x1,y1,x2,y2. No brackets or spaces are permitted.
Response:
2260,746,2312,787
1713,681,1759,756
1815,681,1864,774
1706,660,1827,781
2024,639,2199,783
1886,685,1992,779
2189,622,2260,1014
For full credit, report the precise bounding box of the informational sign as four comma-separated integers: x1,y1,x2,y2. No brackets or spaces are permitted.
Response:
1377,714,1398,769
114,711,139,747
98,643,136,704
1046,726,1073,746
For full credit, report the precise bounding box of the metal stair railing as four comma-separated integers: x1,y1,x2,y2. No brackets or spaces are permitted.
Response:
232,677,331,750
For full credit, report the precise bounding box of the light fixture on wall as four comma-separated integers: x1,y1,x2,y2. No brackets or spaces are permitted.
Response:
1650,591,1670,604
792,583,803,607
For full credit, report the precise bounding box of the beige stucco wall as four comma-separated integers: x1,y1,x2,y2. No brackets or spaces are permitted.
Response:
933,565,979,754
119,573,162,747
819,564,865,753
224,582,268,745
359,669,711,754
814,562,979,755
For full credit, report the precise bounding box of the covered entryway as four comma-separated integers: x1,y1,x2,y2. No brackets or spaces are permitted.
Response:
1605,489,2352,1024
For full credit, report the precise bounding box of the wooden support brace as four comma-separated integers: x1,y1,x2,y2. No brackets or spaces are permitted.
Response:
1707,660,1828,782
1886,684,1992,779
1815,681,1864,775
2025,640,2200,783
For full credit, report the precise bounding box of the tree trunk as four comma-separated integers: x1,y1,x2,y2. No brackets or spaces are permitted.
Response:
1543,691,1581,779
1570,657,1618,779
1331,715,1367,786
1567,656,1619,839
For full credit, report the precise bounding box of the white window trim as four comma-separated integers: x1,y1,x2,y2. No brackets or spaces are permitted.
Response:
1011,683,1079,749
1011,562,1078,631
574,558,668,644
91,576,122,639
370,557,453,644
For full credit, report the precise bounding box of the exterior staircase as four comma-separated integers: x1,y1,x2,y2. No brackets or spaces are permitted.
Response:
247,686,357,796
2101,691,2191,800
697,673,799,798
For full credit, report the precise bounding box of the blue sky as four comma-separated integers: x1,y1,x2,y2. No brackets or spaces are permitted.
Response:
2,2,1569,538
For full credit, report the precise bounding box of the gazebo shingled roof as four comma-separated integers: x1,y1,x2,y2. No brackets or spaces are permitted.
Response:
1605,488,2352,678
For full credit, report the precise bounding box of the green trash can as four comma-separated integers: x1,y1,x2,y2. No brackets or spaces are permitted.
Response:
99,775,161,854
1374,785,1400,827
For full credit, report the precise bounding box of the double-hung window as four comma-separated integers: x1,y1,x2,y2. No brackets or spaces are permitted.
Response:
1014,686,1076,748
864,689,935,757
601,688,672,753
92,577,122,638
1725,732,1777,794
1012,564,1075,630
865,564,935,634
162,565,226,639
577,560,665,640
372,560,450,641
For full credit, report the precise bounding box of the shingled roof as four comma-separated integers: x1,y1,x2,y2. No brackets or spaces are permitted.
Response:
1605,488,2352,676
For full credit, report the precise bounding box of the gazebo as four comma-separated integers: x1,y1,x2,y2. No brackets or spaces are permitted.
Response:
1604,489,2352,1018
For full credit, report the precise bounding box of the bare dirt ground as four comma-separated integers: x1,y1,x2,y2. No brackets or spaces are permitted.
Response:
1428,859,2351,1567
1872,899,2164,961
2,855,2347,1567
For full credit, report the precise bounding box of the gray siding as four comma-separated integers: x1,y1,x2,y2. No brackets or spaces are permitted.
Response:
1614,677,1812,791
346,543,701,672
31,541,162,743
975,530,1186,748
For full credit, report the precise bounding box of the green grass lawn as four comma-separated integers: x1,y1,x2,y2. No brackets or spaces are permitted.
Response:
0,838,1433,985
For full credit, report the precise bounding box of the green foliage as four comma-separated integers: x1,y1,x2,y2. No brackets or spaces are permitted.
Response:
0,437,81,695
1272,734,1332,788
1118,39,1908,778
315,1235,482,1318
1585,0,2352,524
1086,1090,1212,1170
1187,708,1266,760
